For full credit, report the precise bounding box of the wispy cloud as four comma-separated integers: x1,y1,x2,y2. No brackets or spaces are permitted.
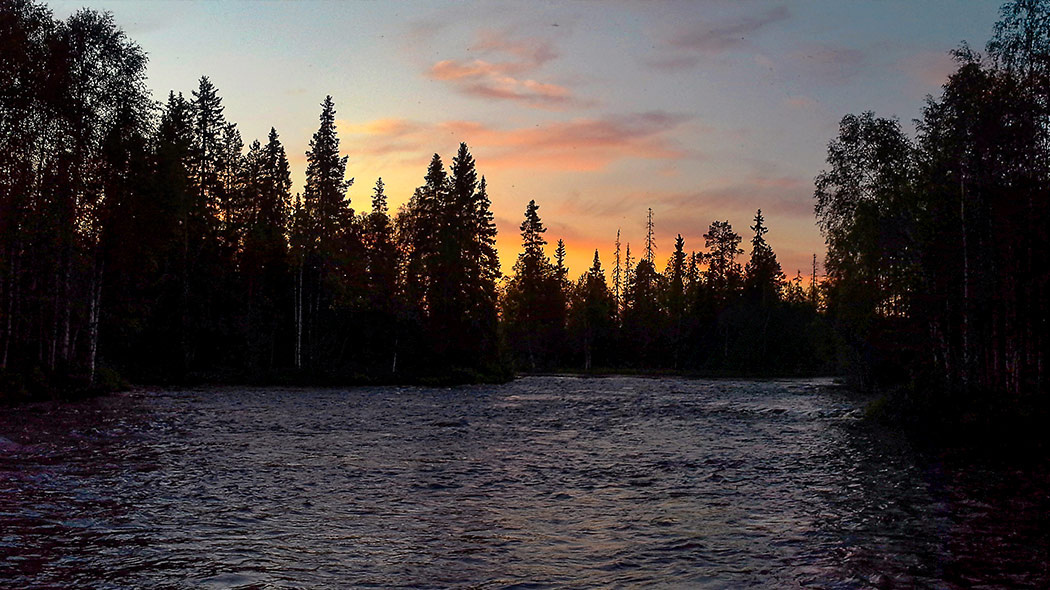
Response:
343,112,690,172
669,5,790,54
426,28,588,109
470,28,559,66
649,5,791,70
788,43,867,86
428,58,576,107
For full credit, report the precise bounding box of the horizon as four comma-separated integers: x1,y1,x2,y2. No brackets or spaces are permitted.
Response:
48,0,1002,279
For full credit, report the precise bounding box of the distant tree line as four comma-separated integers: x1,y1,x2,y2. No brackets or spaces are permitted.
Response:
24,0,1050,402
501,202,831,375
0,1,833,395
814,0,1050,415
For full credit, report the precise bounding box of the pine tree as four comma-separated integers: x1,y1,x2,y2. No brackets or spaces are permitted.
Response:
190,77,226,223
744,209,784,305
623,242,634,311
808,253,820,307
363,177,397,311
300,95,354,367
644,208,657,265
568,250,614,371
451,145,500,361
304,95,352,254
555,239,567,284
240,127,292,368
361,177,398,372
613,229,622,319
704,220,744,305
664,235,688,368
504,199,561,369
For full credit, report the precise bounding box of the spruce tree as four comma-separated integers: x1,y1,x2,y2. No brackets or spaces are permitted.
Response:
744,209,784,305
300,95,354,368
567,250,614,370
504,199,561,369
704,220,744,305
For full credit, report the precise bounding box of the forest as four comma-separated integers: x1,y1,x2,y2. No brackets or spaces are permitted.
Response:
0,0,830,396
1,0,1048,430
814,1,1050,428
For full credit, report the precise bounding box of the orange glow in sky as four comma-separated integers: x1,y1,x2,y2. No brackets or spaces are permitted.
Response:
50,0,1003,283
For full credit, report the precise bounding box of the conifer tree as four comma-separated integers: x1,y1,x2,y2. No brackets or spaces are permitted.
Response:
364,178,397,306
744,209,784,305
359,177,399,371
623,242,634,311
613,229,623,319
446,144,500,364
568,250,614,370
240,127,292,368
704,220,744,305
504,200,561,369
555,239,568,285
808,253,820,307
304,95,352,255
300,95,354,367
190,77,226,223
664,235,687,367
644,207,657,264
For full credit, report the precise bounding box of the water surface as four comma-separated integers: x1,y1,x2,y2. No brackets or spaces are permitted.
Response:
1,377,1047,588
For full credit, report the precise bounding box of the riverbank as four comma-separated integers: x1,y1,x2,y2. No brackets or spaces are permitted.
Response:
0,364,516,404
518,366,844,381
0,367,130,404
862,385,1050,454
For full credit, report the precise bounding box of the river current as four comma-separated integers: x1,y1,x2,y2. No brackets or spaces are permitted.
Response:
1,376,1048,588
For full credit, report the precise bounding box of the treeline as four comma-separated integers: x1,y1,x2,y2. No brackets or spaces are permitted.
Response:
0,0,831,397
0,0,505,392
814,0,1050,418
501,203,831,374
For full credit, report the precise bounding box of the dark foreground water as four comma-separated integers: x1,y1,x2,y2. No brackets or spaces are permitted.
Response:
1,377,1048,589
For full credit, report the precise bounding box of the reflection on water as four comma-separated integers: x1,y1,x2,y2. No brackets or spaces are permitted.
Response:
1,377,1048,588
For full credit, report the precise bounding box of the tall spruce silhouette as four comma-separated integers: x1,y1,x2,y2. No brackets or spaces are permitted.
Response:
299,95,353,369
504,200,563,370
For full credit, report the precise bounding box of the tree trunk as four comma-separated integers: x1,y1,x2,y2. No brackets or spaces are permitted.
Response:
294,262,303,369
61,246,72,364
960,177,970,393
88,260,103,384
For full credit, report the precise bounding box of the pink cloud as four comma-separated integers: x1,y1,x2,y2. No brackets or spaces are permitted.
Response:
469,29,559,67
426,29,586,110
430,59,525,80
343,112,690,172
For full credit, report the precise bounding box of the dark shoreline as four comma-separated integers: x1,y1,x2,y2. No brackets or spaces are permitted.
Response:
4,368,1046,456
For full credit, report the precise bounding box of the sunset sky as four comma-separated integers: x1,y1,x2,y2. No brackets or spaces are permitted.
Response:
52,0,1002,279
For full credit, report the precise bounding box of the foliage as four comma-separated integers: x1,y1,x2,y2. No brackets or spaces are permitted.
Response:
811,0,1050,414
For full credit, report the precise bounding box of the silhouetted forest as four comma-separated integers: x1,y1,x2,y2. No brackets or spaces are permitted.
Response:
814,1,1050,425
0,0,832,396
2,0,1048,422
501,202,831,375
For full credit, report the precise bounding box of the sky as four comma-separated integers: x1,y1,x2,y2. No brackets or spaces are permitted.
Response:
51,0,1004,280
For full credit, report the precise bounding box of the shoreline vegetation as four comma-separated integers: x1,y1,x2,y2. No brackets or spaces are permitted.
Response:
1,1,1048,449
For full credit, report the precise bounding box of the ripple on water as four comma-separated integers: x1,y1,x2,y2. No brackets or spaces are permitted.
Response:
1,377,1049,588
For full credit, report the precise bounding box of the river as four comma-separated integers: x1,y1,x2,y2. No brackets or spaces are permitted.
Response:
1,376,1048,588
